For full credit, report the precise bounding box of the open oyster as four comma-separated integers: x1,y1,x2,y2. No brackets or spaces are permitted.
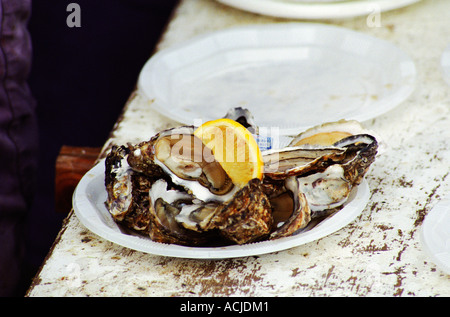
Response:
105,145,153,232
127,126,238,203
263,120,378,215
269,176,311,239
288,119,374,147
104,110,378,246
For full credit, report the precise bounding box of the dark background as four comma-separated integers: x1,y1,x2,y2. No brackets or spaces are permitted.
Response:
20,0,178,295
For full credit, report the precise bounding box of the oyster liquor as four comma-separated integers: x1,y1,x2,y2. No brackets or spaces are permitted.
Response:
180,301,269,313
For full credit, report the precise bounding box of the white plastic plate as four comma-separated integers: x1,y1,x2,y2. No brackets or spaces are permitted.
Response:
73,159,371,259
421,197,450,275
138,23,416,135
215,0,420,20
441,44,450,86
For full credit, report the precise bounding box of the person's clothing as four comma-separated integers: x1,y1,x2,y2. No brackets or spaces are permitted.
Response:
0,0,37,297
22,0,177,295
0,0,177,296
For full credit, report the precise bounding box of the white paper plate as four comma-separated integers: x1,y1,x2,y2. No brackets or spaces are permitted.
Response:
73,159,370,259
421,198,450,275
441,44,450,86
215,0,420,20
138,23,416,135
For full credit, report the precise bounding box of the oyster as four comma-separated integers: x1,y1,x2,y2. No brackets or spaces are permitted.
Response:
209,178,273,244
263,123,378,214
127,126,238,203
146,178,216,245
105,145,153,232
146,178,273,245
105,145,134,222
288,119,375,147
269,176,311,239
224,107,259,135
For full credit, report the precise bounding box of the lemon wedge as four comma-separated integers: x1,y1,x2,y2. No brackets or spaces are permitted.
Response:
194,118,263,187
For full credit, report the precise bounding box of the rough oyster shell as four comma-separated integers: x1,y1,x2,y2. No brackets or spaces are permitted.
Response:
224,107,259,135
269,176,311,239
105,145,134,222
209,178,273,244
105,145,153,232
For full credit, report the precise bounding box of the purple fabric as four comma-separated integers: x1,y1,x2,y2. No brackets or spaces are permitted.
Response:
0,0,37,296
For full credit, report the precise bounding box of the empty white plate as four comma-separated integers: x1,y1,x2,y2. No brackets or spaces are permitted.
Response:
215,0,420,20
138,23,416,135
421,197,450,275
441,44,450,86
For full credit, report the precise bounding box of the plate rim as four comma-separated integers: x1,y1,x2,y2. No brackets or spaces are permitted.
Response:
215,0,421,20
420,198,450,275
73,158,371,259
138,22,416,135
440,43,450,86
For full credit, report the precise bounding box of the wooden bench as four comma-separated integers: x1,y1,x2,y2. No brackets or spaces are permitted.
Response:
55,146,102,213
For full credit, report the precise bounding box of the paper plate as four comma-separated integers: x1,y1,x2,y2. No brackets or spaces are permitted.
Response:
441,44,450,86
73,159,370,259
421,198,450,275
215,0,420,20
138,23,416,135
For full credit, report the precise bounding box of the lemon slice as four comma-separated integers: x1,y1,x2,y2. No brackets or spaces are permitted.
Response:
194,118,263,187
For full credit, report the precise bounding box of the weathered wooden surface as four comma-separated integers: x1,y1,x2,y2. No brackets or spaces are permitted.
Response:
27,0,450,296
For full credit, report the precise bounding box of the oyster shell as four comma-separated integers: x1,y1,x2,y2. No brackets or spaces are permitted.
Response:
105,145,133,222
263,133,378,213
224,107,259,135
147,178,273,245
105,145,153,232
209,178,273,244
127,126,238,203
147,178,216,245
288,119,374,147
269,176,311,239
